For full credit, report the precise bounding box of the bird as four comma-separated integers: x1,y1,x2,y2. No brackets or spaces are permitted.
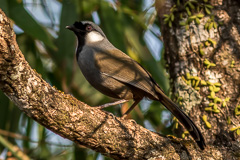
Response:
66,21,206,150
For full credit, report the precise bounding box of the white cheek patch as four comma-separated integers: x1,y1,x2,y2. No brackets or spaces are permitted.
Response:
86,31,104,43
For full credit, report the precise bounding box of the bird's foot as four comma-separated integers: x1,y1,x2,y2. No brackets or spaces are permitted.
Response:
108,112,116,120
120,114,137,124
128,119,137,124
121,114,128,119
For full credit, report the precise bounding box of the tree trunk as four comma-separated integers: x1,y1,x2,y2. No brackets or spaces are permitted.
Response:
0,0,239,158
156,0,240,159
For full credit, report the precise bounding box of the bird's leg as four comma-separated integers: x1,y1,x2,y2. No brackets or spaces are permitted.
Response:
121,99,141,119
94,99,129,109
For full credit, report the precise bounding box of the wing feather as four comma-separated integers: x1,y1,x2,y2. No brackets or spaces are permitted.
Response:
94,47,159,99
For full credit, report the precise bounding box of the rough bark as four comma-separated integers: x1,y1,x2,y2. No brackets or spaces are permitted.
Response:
156,0,240,159
0,1,239,158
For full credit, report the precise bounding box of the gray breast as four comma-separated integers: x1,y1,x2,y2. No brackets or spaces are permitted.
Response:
77,46,101,81
76,46,134,100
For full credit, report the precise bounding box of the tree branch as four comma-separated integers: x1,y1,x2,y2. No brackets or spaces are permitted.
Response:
0,8,216,159
155,0,240,159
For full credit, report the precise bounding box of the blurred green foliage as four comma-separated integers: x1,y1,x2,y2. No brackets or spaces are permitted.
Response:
0,0,171,159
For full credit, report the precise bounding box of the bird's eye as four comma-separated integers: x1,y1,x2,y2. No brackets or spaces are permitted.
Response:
86,25,93,32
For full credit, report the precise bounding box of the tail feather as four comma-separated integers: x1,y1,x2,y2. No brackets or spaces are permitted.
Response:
157,91,206,150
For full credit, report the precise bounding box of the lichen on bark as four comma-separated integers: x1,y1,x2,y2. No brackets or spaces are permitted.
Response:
156,0,240,159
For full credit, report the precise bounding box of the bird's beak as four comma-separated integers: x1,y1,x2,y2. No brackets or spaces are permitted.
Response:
66,25,76,31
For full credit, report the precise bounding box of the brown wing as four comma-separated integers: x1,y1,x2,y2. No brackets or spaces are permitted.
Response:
94,47,159,99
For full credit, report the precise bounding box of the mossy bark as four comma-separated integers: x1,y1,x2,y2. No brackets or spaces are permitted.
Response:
156,0,240,159
1,0,240,158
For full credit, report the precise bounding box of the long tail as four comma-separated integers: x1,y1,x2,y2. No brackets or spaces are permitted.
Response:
156,90,206,150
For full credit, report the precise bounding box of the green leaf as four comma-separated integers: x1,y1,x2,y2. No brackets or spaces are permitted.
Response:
197,13,204,18
205,7,211,14
55,0,77,65
99,2,126,52
8,0,56,49
170,13,174,21
179,21,186,26
208,22,213,30
205,4,214,9
188,2,195,10
168,21,172,27
213,22,217,29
